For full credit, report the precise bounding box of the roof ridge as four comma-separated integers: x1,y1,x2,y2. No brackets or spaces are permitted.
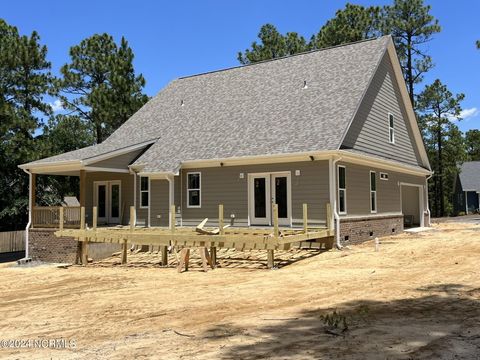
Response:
178,35,391,81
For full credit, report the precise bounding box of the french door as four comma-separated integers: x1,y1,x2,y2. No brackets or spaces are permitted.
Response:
248,172,291,226
94,180,121,224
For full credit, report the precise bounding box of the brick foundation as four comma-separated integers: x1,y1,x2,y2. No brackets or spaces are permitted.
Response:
339,215,404,245
29,228,79,263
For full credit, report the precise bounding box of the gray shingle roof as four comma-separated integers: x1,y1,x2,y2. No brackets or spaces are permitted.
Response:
459,161,480,192
23,36,391,172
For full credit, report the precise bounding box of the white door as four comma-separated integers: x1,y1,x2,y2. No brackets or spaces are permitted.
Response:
249,172,291,226
94,181,121,224
249,174,271,225
271,173,291,226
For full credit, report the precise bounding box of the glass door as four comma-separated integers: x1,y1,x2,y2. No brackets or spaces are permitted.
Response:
109,181,121,224
249,175,271,225
271,173,290,226
95,182,108,224
94,180,121,224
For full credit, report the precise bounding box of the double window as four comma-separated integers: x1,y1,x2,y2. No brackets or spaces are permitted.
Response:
370,171,377,213
140,176,149,208
388,113,395,144
338,166,346,214
187,172,201,208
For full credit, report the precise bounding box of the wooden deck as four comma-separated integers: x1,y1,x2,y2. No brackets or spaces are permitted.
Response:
54,203,334,269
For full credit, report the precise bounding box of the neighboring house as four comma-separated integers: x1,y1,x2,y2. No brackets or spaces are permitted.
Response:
20,35,431,256
454,161,480,214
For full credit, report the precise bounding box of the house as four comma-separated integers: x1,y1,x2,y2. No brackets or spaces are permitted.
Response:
454,161,480,214
19,36,432,262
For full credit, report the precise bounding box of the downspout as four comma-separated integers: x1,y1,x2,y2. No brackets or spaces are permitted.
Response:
425,173,432,225
329,156,343,249
22,169,32,259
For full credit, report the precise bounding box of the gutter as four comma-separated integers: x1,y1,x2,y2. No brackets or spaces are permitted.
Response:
22,169,33,260
329,156,343,249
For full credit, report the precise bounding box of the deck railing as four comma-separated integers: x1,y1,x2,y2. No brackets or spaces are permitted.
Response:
32,206,81,229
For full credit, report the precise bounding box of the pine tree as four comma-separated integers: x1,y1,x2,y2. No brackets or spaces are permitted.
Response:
310,3,382,49
383,0,441,107
417,80,465,217
237,24,308,64
56,34,149,144
0,19,53,230
465,129,480,161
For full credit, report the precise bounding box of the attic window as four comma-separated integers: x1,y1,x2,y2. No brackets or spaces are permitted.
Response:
303,80,308,89
388,113,395,144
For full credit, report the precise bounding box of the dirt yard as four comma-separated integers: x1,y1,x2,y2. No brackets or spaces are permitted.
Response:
1,221,479,359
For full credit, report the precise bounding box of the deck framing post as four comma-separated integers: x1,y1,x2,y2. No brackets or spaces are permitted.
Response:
326,202,332,231
93,206,98,230
268,203,278,269
303,203,308,233
80,206,88,265
267,249,275,269
59,207,64,232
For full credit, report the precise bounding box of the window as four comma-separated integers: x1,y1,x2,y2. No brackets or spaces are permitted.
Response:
187,172,201,208
370,171,377,213
140,176,149,208
388,113,395,144
338,166,346,214
380,172,389,180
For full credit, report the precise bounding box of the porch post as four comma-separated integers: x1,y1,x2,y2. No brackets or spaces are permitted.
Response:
79,170,86,208
31,173,37,207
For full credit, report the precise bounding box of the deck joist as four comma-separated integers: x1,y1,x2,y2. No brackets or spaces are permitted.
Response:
55,226,334,251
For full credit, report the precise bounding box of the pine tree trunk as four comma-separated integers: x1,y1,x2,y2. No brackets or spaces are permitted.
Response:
437,126,444,217
407,35,415,108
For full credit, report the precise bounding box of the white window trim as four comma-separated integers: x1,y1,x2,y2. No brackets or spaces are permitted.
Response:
388,112,395,144
370,171,377,214
338,165,347,215
187,172,201,208
139,176,149,209
380,172,389,181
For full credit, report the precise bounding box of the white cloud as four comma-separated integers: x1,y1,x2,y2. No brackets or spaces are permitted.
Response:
50,99,63,112
447,107,478,122
459,107,479,120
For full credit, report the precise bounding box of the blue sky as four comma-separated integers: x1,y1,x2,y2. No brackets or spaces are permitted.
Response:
3,0,479,132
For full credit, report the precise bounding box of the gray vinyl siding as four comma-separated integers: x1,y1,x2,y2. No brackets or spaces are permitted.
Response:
338,162,426,216
90,148,144,169
150,180,169,226
135,174,148,226
342,53,422,167
179,161,330,227
84,172,135,226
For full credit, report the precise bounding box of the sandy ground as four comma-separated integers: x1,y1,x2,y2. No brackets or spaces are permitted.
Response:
1,222,479,360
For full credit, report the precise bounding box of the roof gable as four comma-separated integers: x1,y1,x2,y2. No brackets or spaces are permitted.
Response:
340,49,425,168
